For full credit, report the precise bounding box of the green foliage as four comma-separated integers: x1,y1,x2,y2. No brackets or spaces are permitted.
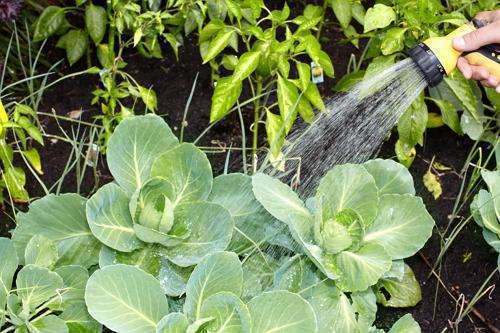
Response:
32,0,204,145
252,158,434,293
0,237,100,332
8,115,427,332
0,101,44,203
471,169,500,267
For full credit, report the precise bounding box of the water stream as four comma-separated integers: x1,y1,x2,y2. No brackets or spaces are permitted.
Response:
248,57,429,266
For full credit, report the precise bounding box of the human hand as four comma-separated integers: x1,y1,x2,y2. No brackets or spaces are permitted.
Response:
452,10,500,92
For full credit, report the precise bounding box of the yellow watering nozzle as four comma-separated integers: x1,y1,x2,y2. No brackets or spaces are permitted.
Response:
408,20,500,87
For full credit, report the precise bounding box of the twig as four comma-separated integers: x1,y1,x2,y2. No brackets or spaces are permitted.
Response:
419,252,500,333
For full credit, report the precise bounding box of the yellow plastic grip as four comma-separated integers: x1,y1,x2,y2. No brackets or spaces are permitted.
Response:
423,23,476,75
464,52,500,81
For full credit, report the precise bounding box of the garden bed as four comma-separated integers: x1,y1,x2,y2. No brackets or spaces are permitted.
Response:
1,1,499,332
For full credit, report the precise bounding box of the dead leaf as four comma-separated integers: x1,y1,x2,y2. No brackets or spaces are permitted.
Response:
67,109,83,119
423,170,442,199
433,161,452,171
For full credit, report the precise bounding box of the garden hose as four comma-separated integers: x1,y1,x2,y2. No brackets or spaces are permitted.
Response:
408,19,500,87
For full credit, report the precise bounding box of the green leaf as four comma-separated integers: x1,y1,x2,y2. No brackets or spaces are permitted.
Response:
397,93,428,147
394,140,415,168
363,4,396,32
305,282,358,333
364,55,396,81
0,238,18,324
138,86,158,112
59,301,101,333
157,313,189,333
266,111,286,157
53,266,89,308
159,202,233,267
248,290,317,333
351,288,377,328
200,292,251,333
363,194,434,259
210,77,243,122
12,194,100,268
28,315,68,333
85,3,107,44
388,314,421,333
203,28,235,63
208,174,275,253
59,30,89,65
86,265,169,332
473,190,500,235
363,159,415,196
232,51,261,83
184,252,243,319
158,260,192,297
443,70,482,122
34,6,65,42
381,27,407,55
481,170,500,219
429,98,461,134
24,235,58,269
3,166,29,202
375,264,422,307
273,256,320,294
317,50,335,78
17,265,64,310
21,149,43,175
252,173,312,226
97,44,114,68
107,114,179,195
86,183,142,252
130,178,176,236
304,83,325,111
277,75,299,134
333,70,365,92
330,0,352,29
317,164,379,226
151,143,213,205
351,2,366,25
332,243,392,292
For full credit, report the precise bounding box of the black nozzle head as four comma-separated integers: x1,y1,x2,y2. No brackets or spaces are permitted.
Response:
407,43,445,87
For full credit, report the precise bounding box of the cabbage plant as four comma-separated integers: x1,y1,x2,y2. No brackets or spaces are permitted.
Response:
0,237,100,332
252,159,435,294
85,251,318,333
471,169,500,267
11,114,278,296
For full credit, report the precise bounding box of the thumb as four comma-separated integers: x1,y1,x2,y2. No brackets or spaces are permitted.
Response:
453,22,500,52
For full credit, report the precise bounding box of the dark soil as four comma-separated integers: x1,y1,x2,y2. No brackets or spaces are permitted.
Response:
1,2,498,332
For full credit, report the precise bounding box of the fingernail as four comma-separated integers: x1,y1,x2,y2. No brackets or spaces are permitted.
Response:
488,77,498,86
453,37,466,50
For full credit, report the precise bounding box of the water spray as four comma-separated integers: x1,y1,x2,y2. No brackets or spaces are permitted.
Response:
408,19,500,87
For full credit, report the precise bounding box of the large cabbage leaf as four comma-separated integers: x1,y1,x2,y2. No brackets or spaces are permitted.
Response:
12,194,101,268
107,114,178,195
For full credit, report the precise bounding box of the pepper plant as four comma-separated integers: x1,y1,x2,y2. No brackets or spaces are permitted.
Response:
202,2,333,166
0,100,43,203
31,0,206,144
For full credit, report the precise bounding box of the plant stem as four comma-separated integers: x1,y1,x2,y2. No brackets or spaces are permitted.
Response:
316,0,329,39
252,79,263,171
